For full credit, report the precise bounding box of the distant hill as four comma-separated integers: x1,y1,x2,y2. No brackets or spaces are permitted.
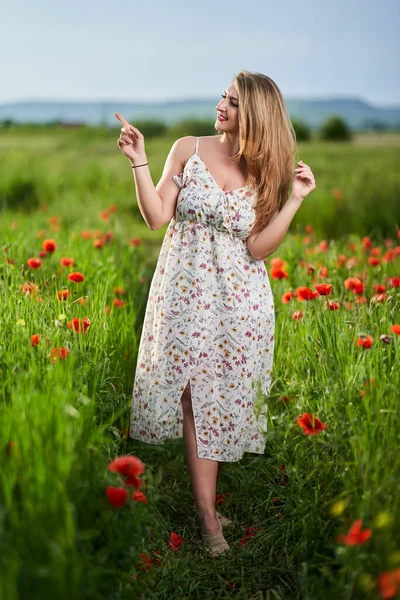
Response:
1,97,399,130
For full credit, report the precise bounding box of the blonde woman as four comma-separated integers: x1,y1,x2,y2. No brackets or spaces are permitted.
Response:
115,70,316,556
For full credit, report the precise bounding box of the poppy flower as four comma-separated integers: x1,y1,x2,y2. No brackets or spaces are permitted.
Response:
270,266,288,280
81,230,92,239
67,317,91,334
216,493,229,505
51,347,70,362
27,257,42,269
307,264,315,274
296,287,317,301
132,491,148,503
114,298,125,308
314,283,332,296
305,224,313,233
357,335,373,349
296,413,326,435
60,257,74,267
106,486,128,509
382,250,394,263
108,204,117,213
94,238,104,249
292,310,303,320
68,272,84,283
38,251,47,258
386,276,400,288
355,296,367,305
390,325,400,335
377,568,400,599
57,289,70,301
362,237,372,250
368,256,380,266
319,240,328,252
344,277,365,294
137,552,153,571
282,291,295,303
318,266,328,278
42,239,56,253
371,293,387,303
130,238,142,247
336,254,347,267
22,282,39,295
114,287,125,296
373,284,386,293
31,334,40,347
108,455,145,488
100,209,109,221
168,532,183,551
380,334,392,344
328,301,339,311
336,519,372,545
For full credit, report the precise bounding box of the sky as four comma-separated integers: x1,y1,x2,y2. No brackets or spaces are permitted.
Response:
1,0,399,106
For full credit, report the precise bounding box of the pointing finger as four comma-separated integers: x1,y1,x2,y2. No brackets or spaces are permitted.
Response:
114,112,130,128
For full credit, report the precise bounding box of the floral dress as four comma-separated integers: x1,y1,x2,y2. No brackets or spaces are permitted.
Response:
130,137,275,462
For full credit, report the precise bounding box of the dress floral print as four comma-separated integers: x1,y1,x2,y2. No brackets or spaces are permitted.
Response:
130,137,275,462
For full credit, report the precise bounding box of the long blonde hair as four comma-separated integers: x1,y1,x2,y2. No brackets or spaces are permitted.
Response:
232,71,297,235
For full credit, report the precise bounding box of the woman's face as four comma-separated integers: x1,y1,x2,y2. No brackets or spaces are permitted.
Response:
215,82,239,134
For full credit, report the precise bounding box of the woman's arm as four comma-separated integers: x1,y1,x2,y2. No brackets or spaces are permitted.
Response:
131,136,195,230
246,160,316,260
246,195,302,260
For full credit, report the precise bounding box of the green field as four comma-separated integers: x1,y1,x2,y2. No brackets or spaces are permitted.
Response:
0,126,399,600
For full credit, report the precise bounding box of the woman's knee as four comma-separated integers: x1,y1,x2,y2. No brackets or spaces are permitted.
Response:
180,380,192,411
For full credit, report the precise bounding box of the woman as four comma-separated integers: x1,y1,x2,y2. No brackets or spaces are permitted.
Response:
115,70,316,556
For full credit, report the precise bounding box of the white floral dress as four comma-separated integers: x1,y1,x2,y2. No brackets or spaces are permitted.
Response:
130,137,275,462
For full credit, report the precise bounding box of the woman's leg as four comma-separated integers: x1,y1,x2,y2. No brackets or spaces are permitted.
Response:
181,380,220,535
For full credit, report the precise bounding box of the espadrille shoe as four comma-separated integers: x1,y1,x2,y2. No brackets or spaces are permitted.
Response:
201,517,230,557
215,510,233,527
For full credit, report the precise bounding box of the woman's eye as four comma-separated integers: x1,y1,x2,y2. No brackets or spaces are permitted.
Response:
220,94,238,108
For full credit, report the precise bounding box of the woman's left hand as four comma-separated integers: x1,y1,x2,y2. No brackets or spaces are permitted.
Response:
291,160,316,202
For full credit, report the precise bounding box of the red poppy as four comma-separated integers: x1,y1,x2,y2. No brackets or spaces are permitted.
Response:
239,535,253,546
106,486,128,509
108,204,118,213
22,282,39,295
282,291,295,303
168,532,183,551
130,237,142,247
319,240,328,252
68,272,84,283
307,264,315,274
132,491,148,504
386,276,400,288
371,293,387,303
108,455,145,488
373,284,386,293
67,317,91,334
355,296,367,305
114,298,125,308
382,250,394,263
336,519,372,545
27,257,42,269
137,552,153,571
328,301,340,311
81,230,92,239
345,278,365,295
94,238,104,249
377,568,400,599
57,289,71,301
296,287,317,301
336,254,347,267
31,334,40,348
305,224,313,233
296,413,326,435
42,239,56,253
216,493,229,505
368,256,380,266
314,283,332,296
357,335,373,349
390,324,400,335
271,266,288,280
51,347,70,362
60,257,74,267
100,209,109,221
114,287,125,296
292,310,303,320
362,237,372,250
38,251,47,258
318,266,328,278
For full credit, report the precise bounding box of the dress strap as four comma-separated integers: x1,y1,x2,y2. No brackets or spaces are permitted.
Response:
195,137,200,154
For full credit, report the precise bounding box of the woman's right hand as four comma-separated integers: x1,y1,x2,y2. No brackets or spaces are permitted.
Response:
114,112,147,164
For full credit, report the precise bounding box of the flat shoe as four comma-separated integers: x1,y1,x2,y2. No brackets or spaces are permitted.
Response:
201,517,230,557
216,510,233,527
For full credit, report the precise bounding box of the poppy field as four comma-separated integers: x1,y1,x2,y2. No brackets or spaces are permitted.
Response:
0,126,400,600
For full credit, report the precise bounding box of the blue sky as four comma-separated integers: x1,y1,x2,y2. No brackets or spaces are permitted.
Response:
2,0,399,105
